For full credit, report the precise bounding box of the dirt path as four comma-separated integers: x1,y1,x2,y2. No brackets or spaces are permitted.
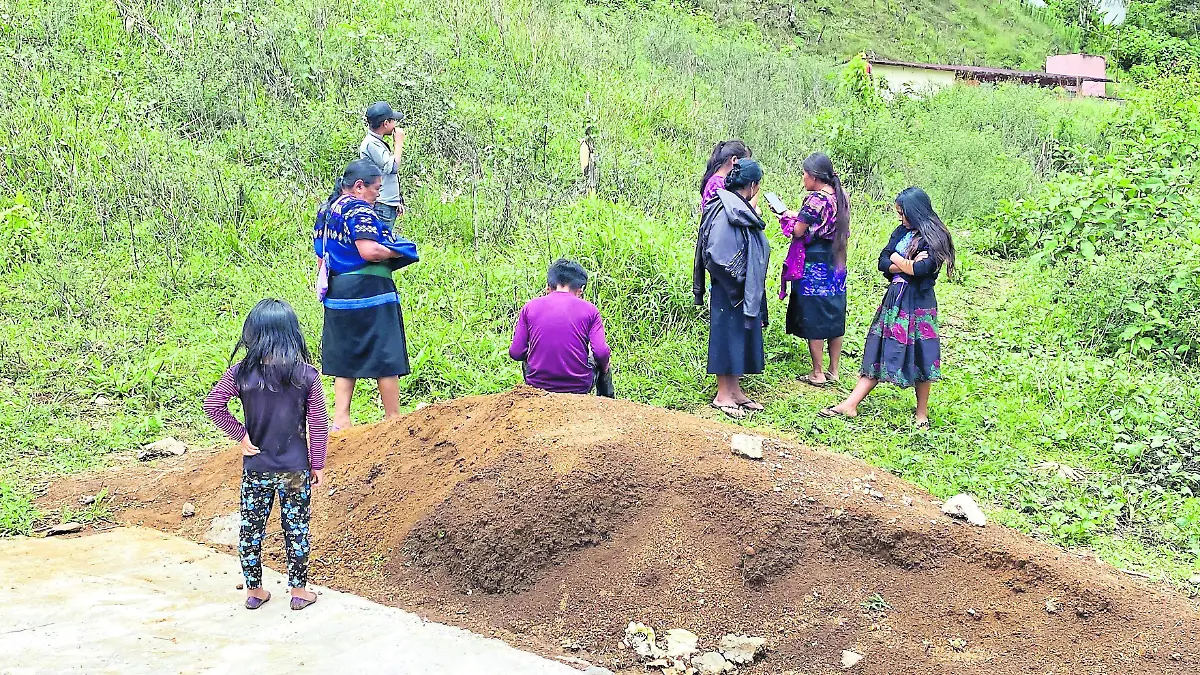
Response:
0,526,584,674
41,388,1199,674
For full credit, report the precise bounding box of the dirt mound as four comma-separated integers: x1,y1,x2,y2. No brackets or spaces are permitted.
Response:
46,387,1199,673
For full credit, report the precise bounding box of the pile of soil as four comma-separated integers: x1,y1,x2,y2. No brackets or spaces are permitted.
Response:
47,387,1198,673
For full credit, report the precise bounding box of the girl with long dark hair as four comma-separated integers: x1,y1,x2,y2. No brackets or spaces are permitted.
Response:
700,140,753,206
314,159,419,431
693,159,771,419
821,187,955,428
777,152,851,386
203,299,328,611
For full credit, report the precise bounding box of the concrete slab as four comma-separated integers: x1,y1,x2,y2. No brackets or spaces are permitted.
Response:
0,527,583,675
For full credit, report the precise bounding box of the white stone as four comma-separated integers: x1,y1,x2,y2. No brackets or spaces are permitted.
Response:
692,652,733,674
941,494,987,526
841,649,864,668
730,434,764,460
624,622,664,660
205,513,240,546
718,634,766,664
181,503,196,518
665,629,699,659
138,437,187,461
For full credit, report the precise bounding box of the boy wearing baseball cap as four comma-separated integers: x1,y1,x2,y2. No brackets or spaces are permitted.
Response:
359,101,406,228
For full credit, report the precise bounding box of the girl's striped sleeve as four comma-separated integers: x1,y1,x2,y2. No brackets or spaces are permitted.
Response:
306,376,329,471
202,366,247,442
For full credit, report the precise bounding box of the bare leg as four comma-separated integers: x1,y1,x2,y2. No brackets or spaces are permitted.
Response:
713,375,740,407
377,376,401,420
827,337,843,378
828,376,878,417
332,378,356,430
914,381,931,424
807,340,827,383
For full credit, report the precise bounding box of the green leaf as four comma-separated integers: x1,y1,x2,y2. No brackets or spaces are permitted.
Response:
1080,240,1096,260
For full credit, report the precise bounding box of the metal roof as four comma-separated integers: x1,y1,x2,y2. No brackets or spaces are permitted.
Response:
866,58,1113,84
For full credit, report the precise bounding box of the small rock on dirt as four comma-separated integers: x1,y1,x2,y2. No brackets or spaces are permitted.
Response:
719,634,766,664
181,503,196,518
692,651,733,674
665,629,699,659
47,522,84,536
730,434,765,460
205,513,240,546
138,437,187,461
941,494,987,526
841,649,863,668
78,494,96,506
93,396,112,407
1045,597,1062,614
625,622,664,659
1188,574,1200,585
902,495,914,506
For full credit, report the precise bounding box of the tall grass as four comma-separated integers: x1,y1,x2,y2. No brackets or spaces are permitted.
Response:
1,0,1195,584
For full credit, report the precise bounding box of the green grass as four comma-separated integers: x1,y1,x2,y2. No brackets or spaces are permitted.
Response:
0,0,1196,589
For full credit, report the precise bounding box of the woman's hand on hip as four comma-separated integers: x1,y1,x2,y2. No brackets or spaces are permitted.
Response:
240,436,259,456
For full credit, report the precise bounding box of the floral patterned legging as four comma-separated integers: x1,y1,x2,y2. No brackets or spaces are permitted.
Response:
239,470,311,589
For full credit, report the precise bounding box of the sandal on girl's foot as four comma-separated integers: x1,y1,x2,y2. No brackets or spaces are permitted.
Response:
818,407,855,419
244,592,271,610
737,400,764,411
914,419,931,430
710,403,747,420
801,374,831,388
290,594,318,611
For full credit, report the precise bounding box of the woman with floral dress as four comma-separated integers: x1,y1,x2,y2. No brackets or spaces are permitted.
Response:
820,187,955,428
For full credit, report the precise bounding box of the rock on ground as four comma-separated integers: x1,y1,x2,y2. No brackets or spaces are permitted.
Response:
941,494,987,526
730,434,764,460
205,513,240,546
718,634,766,664
625,621,664,659
692,651,734,674
138,437,187,461
841,649,864,668
665,629,699,659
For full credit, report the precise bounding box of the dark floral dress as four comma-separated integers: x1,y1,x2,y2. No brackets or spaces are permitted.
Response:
859,226,943,387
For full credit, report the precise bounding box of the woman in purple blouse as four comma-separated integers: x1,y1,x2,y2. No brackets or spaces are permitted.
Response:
777,153,851,387
699,140,753,208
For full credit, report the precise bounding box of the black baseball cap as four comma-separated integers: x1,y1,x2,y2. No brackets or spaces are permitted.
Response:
365,101,403,127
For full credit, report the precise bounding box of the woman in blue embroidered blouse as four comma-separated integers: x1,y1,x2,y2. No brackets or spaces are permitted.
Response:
821,187,955,429
313,159,419,430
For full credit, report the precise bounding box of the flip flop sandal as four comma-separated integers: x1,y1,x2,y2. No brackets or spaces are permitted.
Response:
738,400,764,411
710,403,747,420
818,407,853,419
244,592,271,610
290,595,318,611
801,375,831,388
914,419,931,430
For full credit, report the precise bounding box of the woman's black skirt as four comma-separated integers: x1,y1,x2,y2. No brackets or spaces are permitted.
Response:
707,282,765,376
785,240,847,340
321,274,410,379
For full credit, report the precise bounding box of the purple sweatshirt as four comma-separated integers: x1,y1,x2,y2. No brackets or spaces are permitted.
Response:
509,292,611,394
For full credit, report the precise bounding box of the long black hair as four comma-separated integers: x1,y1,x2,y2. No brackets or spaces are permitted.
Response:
700,140,752,196
895,187,956,280
230,299,313,391
802,152,851,266
323,158,383,209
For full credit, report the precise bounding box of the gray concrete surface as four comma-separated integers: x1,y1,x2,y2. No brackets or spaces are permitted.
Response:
0,527,583,674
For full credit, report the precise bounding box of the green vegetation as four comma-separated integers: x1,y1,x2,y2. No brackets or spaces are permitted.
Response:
1,0,1197,585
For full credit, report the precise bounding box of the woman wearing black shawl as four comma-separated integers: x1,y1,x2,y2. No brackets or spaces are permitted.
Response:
693,159,771,419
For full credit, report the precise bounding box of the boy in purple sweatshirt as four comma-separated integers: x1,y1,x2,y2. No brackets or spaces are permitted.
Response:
509,259,614,397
